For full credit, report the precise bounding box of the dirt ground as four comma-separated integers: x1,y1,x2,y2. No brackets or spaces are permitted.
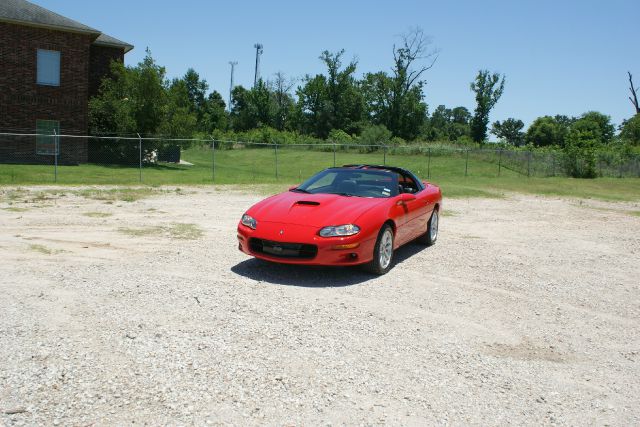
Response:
0,186,639,425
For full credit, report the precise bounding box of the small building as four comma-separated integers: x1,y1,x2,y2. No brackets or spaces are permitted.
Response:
0,0,133,164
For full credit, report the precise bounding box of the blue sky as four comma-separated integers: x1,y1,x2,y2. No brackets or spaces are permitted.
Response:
38,0,640,127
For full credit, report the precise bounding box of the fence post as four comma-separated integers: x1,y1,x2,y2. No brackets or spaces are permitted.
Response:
383,144,387,165
465,149,469,177
427,148,431,179
498,149,502,177
211,137,215,182
274,143,279,180
53,129,58,183
527,151,531,177
551,153,556,177
137,133,142,183
619,160,623,178
598,156,602,177
333,143,336,167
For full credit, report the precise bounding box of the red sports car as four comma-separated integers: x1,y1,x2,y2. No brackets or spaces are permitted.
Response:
237,165,442,274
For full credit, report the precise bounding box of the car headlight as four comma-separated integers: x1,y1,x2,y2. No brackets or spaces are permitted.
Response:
319,224,360,237
241,214,257,229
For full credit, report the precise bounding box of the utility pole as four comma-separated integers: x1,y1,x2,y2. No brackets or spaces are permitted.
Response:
228,61,237,112
253,43,263,88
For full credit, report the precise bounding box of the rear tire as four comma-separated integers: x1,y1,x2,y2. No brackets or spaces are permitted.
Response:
417,208,439,246
363,224,394,275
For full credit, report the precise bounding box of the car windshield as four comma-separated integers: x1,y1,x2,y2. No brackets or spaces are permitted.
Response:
294,168,399,198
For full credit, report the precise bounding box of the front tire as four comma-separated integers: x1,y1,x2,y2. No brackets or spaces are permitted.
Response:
418,208,439,246
364,224,394,275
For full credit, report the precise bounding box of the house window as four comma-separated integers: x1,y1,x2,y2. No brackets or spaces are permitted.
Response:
37,49,60,86
36,120,60,155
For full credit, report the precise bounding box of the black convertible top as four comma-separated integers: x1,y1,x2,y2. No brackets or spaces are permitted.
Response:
339,164,426,191
341,164,410,174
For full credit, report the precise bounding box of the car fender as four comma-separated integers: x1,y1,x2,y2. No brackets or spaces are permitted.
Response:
353,200,404,248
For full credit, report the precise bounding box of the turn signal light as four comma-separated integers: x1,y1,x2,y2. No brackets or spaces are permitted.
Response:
332,243,360,250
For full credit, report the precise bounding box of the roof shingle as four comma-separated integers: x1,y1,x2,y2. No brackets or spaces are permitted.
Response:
0,0,100,34
0,0,133,52
94,33,134,53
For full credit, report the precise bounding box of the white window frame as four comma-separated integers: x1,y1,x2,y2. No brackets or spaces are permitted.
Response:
36,49,61,86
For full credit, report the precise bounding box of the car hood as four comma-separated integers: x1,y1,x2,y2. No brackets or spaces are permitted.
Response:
247,191,387,227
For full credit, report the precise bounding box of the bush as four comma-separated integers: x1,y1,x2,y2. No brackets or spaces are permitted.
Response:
328,129,353,144
358,125,392,152
563,128,598,178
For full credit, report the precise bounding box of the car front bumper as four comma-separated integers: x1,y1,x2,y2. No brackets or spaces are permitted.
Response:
237,221,376,266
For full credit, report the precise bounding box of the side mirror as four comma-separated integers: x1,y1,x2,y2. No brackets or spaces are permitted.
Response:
398,193,416,203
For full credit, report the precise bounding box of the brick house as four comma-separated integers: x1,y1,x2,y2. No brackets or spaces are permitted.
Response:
0,0,133,164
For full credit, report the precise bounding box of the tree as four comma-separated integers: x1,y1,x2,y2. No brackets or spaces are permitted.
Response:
296,74,328,137
182,68,209,129
229,85,252,131
362,28,436,140
320,50,364,135
564,124,599,178
452,106,471,125
201,91,227,133
422,105,452,140
295,50,363,138
132,49,167,136
525,116,569,147
629,72,640,115
574,111,615,145
620,114,640,146
553,114,575,129
470,70,505,143
88,60,137,135
249,79,275,128
230,80,277,131
421,105,471,141
491,118,525,146
89,48,167,136
271,72,296,131
158,79,197,138
361,72,394,129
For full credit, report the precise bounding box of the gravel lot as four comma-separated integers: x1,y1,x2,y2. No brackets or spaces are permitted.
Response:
1,186,639,425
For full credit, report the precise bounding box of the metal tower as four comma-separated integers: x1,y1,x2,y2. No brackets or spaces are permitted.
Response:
228,61,237,112
253,43,263,87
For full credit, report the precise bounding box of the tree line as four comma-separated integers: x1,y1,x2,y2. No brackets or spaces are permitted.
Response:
89,31,640,177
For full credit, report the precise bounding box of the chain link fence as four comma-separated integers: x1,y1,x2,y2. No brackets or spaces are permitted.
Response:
1,132,639,184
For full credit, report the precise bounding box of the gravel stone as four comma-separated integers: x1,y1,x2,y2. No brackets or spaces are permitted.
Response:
0,187,639,425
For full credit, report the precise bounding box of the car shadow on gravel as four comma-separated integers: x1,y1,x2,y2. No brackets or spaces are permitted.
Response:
231,243,429,287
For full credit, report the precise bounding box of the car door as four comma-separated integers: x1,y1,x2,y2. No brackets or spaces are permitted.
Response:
398,174,429,241
390,193,412,246
412,188,433,239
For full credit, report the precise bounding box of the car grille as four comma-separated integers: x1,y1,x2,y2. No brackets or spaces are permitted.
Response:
249,238,318,259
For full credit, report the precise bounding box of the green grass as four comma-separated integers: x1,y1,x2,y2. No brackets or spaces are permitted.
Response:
3,207,29,212
1,146,639,201
82,211,113,218
119,223,203,240
29,244,63,255
73,188,160,202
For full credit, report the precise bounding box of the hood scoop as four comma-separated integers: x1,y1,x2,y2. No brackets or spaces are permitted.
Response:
294,200,320,206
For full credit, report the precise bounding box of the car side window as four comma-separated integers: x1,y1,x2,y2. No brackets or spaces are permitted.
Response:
398,173,419,194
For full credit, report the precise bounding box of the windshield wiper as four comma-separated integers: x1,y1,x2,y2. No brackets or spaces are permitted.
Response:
290,188,311,193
